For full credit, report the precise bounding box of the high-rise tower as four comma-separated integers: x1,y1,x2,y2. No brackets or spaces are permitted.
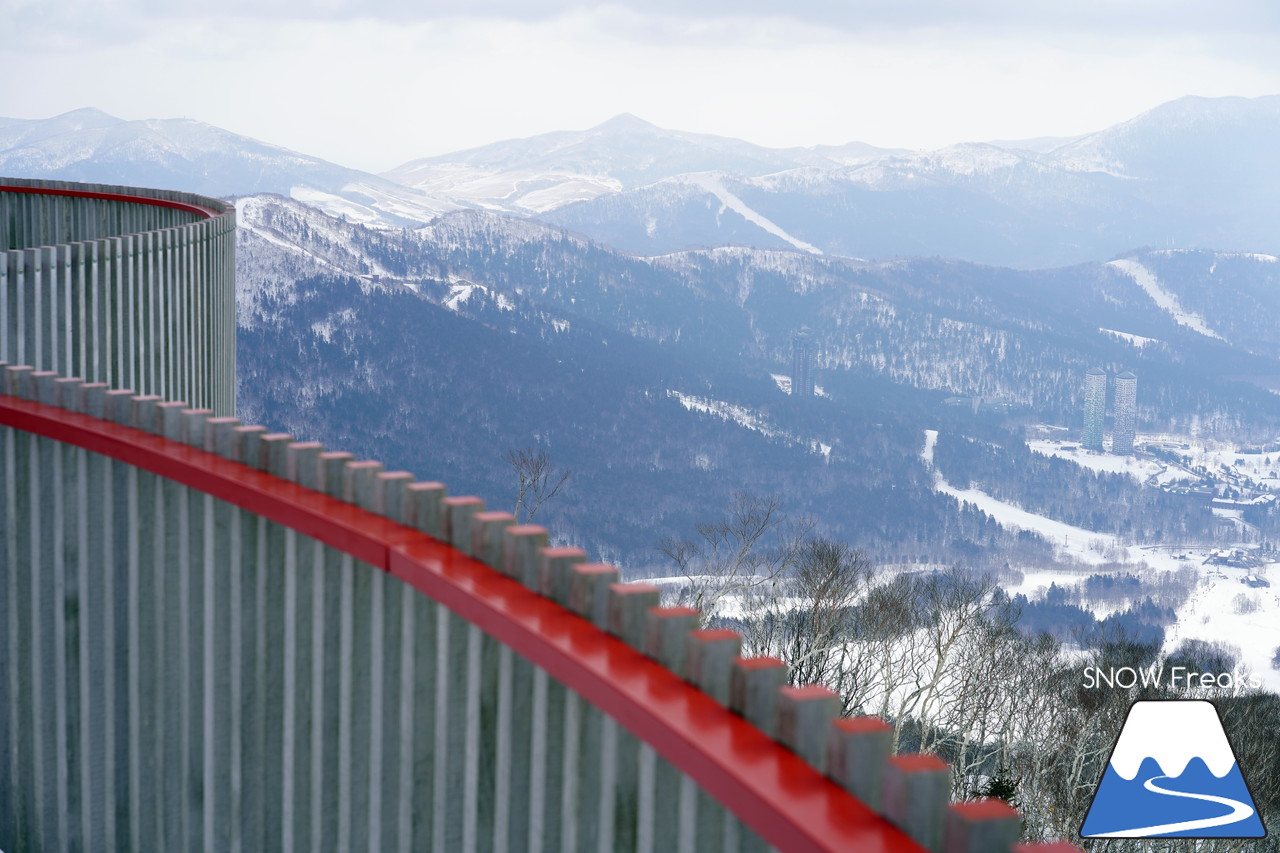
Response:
1082,368,1107,451
791,328,815,397
1112,371,1137,455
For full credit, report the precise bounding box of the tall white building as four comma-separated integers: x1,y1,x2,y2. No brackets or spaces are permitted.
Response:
1083,368,1107,451
1113,371,1138,454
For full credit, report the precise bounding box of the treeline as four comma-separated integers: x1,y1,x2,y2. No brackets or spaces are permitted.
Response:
1009,584,1176,648
237,273,1064,567
666,508,1280,851
932,430,1217,543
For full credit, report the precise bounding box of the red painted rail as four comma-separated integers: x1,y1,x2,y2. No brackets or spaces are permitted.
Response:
0,183,224,220
0,390,928,853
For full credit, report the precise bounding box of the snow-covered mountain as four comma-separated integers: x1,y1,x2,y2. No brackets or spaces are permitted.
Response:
536,95,1280,267
381,113,903,215
538,143,1140,266
0,108,458,226
1048,95,1280,181
227,190,1280,593
10,96,1280,266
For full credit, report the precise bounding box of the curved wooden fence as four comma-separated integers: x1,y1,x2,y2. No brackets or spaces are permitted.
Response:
0,368,1083,853
0,180,1083,853
0,179,235,416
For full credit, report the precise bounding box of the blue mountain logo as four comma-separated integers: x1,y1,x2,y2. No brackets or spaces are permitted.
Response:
1081,700,1266,838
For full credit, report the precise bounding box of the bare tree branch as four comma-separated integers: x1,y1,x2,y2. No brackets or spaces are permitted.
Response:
506,447,570,524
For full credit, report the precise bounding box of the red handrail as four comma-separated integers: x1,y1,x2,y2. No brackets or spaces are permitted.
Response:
0,183,226,220
0,391,927,853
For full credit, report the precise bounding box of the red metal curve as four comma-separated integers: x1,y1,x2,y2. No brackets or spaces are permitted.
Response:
0,392,927,853
0,183,226,220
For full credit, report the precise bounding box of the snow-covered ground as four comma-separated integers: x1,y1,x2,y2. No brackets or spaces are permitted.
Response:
1034,432,1280,490
681,172,823,254
1099,327,1161,349
668,389,831,458
1020,433,1280,690
923,430,1126,565
1163,561,1280,693
769,373,830,399
924,430,1280,691
442,276,515,312
1026,439,1167,483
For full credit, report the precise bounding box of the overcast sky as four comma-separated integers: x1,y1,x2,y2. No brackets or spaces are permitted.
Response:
3,0,1279,172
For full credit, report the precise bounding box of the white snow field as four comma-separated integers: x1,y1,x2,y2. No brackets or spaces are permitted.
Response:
681,172,824,254
1106,258,1224,340
924,431,1280,693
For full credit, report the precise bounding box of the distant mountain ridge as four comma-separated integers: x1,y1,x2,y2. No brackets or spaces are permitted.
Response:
540,95,1280,266
5,94,1280,267
0,107,459,226
381,113,904,214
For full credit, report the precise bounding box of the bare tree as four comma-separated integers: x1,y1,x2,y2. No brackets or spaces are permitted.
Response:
506,447,570,524
657,492,812,624
740,539,877,702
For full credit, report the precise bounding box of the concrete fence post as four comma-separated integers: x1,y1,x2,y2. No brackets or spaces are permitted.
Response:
232,426,266,468
826,716,892,813
374,472,414,522
606,584,661,650
204,417,241,457
103,388,135,425
942,800,1021,853
53,376,83,410
128,395,162,433
638,604,704,853
683,629,741,706
728,657,788,736
179,408,213,448
155,400,188,438
501,525,547,587
774,686,840,774
77,382,109,418
538,546,586,607
567,563,619,630
404,481,446,540
284,442,323,490
3,364,34,398
882,753,951,852
342,459,384,510
32,370,60,405
471,510,514,570
442,496,483,554
317,452,354,499
643,607,699,673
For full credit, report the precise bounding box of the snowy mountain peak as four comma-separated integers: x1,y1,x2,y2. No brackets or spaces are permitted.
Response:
1109,701,1238,781
0,109,456,225
1049,93,1280,179
48,107,121,130
591,113,660,134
